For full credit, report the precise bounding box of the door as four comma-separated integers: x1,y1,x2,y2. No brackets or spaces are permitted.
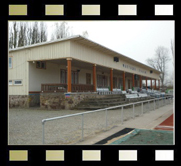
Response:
113,77,117,88
128,79,131,89
86,73,91,84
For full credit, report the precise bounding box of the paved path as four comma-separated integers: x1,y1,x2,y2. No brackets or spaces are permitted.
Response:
76,104,173,145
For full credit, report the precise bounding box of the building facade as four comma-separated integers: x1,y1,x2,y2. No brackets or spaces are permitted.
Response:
8,35,161,109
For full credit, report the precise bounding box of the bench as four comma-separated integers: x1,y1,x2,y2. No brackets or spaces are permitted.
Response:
113,88,122,94
138,93,148,98
125,93,139,101
97,88,111,95
121,91,127,94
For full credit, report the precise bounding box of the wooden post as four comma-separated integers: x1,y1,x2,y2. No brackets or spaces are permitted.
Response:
93,64,96,92
123,71,126,90
154,79,156,90
132,74,134,90
67,58,72,92
139,75,142,88
110,69,113,91
146,77,147,90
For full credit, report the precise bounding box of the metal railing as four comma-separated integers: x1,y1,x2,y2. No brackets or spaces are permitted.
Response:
41,96,173,144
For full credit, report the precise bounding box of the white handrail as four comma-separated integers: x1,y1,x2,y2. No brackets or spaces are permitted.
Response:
42,95,173,144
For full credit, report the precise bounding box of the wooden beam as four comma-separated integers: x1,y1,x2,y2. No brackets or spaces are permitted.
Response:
93,64,96,92
67,59,72,92
110,69,113,91
139,75,142,88
132,74,134,90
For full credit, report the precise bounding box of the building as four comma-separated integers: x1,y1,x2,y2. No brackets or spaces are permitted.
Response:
8,35,161,109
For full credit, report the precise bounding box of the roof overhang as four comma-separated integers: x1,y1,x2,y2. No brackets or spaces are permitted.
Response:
9,35,161,74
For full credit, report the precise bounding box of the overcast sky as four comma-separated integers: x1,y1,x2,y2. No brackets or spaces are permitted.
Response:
47,21,174,77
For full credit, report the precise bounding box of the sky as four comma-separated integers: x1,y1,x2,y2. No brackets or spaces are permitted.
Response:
47,21,174,77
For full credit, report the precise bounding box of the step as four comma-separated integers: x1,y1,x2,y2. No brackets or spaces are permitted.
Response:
79,100,127,106
87,97,125,101
81,98,126,104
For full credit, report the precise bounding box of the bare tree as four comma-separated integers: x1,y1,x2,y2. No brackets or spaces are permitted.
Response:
31,22,40,44
51,22,70,40
82,31,89,38
12,22,18,48
9,26,14,49
167,39,174,87
171,39,174,67
40,22,47,42
146,46,171,88
18,22,28,47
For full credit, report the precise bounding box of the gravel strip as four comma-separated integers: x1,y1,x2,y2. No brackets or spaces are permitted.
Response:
9,100,165,145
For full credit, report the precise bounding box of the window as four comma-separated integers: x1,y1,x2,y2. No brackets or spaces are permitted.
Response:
9,80,13,85
36,61,46,69
14,80,22,85
113,77,117,88
60,69,67,84
97,75,108,88
9,57,12,68
71,71,78,84
60,69,78,84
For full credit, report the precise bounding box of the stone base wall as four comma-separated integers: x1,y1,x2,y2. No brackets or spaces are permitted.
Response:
40,92,99,110
29,93,40,107
9,95,29,108
9,94,40,108
9,93,110,109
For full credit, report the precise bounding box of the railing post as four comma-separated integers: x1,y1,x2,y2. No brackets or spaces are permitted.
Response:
154,99,155,111
158,98,160,108
141,102,143,115
148,101,150,111
105,109,108,130
81,114,84,141
121,106,124,124
133,104,135,119
42,121,45,144
170,97,172,104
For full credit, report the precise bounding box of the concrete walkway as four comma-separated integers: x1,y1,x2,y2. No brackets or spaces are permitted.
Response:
75,104,173,145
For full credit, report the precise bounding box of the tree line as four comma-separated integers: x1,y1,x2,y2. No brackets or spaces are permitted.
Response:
9,21,89,49
9,22,48,49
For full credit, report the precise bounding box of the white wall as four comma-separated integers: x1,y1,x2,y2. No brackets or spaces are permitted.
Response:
29,62,61,91
70,41,160,80
8,50,29,95
78,69,93,84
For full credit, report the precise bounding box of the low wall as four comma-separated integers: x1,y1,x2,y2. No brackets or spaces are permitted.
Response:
40,92,100,110
9,94,40,108
9,93,111,109
9,95,29,108
29,93,40,107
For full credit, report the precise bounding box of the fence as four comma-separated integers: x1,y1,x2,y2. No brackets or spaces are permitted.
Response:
42,96,173,144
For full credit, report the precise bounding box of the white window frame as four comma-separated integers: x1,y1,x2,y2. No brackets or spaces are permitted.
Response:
36,61,46,69
9,80,13,85
9,57,12,68
14,80,22,85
